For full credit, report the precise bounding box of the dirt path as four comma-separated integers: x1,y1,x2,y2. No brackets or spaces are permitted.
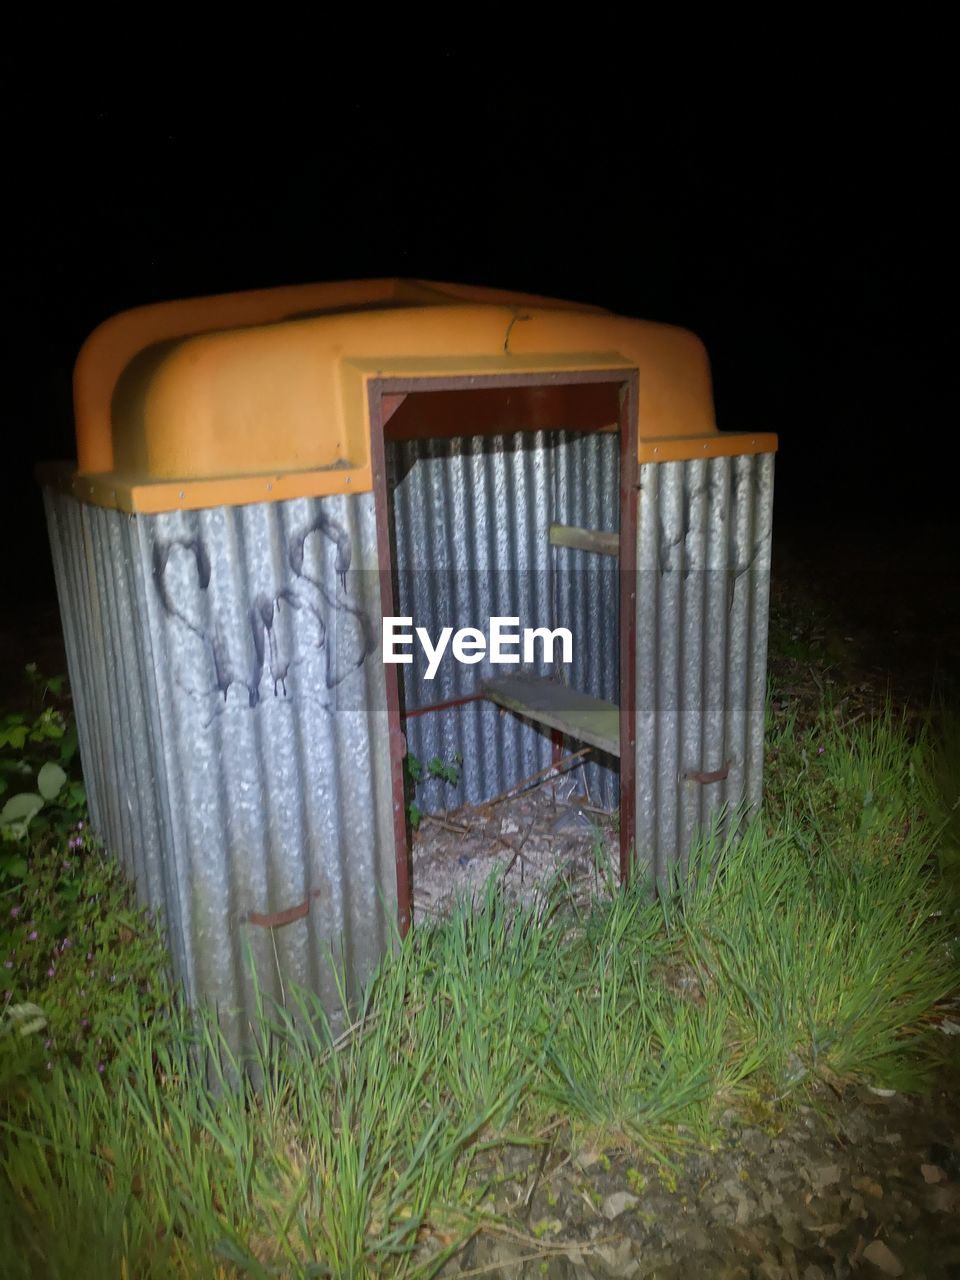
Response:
432,1082,960,1277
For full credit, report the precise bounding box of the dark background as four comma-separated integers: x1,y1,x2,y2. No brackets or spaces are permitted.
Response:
2,56,955,629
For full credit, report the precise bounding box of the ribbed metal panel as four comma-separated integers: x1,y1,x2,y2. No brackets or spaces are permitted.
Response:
43,487,395,1049
551,431,620,809
389,430,621,813
44,440,774,1024
634,452,775,883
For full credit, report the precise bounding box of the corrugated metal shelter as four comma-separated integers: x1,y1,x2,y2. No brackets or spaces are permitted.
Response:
40,278,777,1045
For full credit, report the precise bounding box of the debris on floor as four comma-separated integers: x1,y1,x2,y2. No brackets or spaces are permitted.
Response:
411,756,619,924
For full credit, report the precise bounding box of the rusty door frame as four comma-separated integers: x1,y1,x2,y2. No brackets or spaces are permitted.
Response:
368,369,640,933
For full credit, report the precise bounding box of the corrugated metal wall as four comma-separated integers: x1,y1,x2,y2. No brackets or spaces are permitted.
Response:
633,452,775,884
389,429,621,812
43,487,395,1049
43,439,774,1037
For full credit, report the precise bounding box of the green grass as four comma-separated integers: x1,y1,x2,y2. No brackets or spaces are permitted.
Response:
0,693,957,1276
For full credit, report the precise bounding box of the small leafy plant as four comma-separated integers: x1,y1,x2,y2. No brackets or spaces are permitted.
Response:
0,667,85,881
1,817,175,1084
404,750,463,828
0,667,172,1086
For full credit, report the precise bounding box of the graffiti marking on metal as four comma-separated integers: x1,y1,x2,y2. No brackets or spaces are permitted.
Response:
152,513,377,720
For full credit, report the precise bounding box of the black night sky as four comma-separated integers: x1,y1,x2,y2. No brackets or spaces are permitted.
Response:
2,56,956,640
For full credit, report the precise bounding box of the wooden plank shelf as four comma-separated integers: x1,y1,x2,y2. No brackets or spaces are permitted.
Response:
482,675,620,757
548,522,619,557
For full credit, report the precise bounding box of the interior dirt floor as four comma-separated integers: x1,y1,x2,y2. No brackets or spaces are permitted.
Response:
411,760,619,925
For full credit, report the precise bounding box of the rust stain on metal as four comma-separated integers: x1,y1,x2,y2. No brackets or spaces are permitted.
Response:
683,762,732,785
618,374,640,883
403,691,486,720
245,889,323,928
369,379,414,937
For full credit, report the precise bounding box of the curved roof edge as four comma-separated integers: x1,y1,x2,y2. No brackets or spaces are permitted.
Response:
63,279,776,512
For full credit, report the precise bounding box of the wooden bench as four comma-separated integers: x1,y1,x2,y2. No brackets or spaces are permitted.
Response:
482,674,620,757
548,522,619,557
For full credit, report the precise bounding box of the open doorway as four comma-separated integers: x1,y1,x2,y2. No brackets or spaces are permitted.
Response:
368,372,638,931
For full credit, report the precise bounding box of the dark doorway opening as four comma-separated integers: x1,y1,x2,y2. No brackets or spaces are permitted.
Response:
368,372,638,930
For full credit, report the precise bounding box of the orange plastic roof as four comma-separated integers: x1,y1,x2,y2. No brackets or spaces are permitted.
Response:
56,278,776,512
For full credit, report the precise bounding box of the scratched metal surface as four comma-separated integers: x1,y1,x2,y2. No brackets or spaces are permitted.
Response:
634,452,775,884
43,487,396,1050
389,430,621,814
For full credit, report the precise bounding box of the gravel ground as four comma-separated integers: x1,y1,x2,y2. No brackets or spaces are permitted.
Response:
415,1084,960,1277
